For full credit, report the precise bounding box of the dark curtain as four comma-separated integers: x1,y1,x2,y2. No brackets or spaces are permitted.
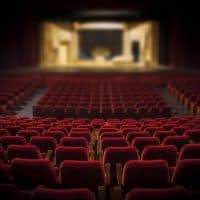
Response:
78,30,122,59
0,16,37,69
169,15,200,68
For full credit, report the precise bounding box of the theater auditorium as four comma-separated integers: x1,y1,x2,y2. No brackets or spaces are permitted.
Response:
0,1,200,200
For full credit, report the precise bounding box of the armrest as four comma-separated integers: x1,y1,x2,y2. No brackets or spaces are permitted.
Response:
116,163,123,185
97,142,102,161
104,163,111,186
89,149,95,160
97,186,106,200
110,186,123,200
53,154,57,166
98,151,103,161
89,143,94,152
45,149,53,161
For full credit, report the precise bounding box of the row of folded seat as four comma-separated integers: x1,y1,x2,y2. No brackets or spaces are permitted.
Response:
33,79,171,119
167,79,200,116
1,115,200,199
1,158,200,200
0,182,196,200
0,76,42,115
1,140,200,183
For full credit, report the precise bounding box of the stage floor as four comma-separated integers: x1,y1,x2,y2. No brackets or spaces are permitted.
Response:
38,64,170,73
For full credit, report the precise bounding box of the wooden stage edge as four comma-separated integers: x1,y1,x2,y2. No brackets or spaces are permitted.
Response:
1,65,200,75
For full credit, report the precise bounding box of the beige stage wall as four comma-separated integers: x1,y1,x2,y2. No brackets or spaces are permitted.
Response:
39,21,159,70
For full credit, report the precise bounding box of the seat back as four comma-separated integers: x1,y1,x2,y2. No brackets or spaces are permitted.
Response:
125,187,192,200
153,131,176,143
1,136,26,150
30,136,57,153
101,138,128,152
11,158,57,189
0,184,24,200
103,146,139,185
178,144,200,161
8,145,41,161
122,160,169,191
132,137,160,154
55,146,89,166
43,131,65,143
141,145,177,167
31,188,95,200
0,159,11,183
17,130,40,142
184,129,200,143
60,137,88,148
162,136,190,152
172,159,200,190
60,160,105,189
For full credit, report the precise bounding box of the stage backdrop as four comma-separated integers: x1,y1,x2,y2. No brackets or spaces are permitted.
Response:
78,30,122,60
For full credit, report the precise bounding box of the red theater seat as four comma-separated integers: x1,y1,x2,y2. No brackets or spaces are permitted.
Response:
55,146,89,166
31,188,96,200
172,159,200,190
131,137,160,154
5,125,23,136
172,126,190,136
17,130,40,142
141,145,177,167
60,137,88,148
103,146,139,185
0,159,11,183
30,136,57,154
7,145,42,161
122,160,169,192
1,136,26,150
126,131,150,144
27,126,44,134
178,144,200,161
144,127,163,136
100,131,123,139
0,128,9,136
125,187,192,200
30,136,57,161
43,131,65,143
162,135,190,152
153,131,176,143
60,160,105,190
11,158,57,190
100,138,128,153
0,184,24,200
184,129,200,143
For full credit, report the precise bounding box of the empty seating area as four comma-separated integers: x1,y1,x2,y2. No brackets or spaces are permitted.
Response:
1,0,200,196
0,76,42,115
167,78,200,116
33,76,171,119
0,73,200,200
0,114,200,199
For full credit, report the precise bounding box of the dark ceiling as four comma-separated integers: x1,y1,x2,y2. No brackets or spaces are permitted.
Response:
0,0,198,22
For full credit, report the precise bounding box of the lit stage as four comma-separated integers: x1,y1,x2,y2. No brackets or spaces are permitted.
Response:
39,21,159,71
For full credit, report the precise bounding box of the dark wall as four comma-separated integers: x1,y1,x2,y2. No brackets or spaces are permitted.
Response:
169,15,200,69
0,16,38,69
0,9,199,69
158,18,169,65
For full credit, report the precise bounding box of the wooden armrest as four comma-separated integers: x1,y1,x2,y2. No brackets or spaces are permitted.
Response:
89,150,95,160
45,149,53,161
98,151,103,161
116,163,123,185
104,163,111,186
110,186,123,200
97,186,106,200
53,155,57,166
